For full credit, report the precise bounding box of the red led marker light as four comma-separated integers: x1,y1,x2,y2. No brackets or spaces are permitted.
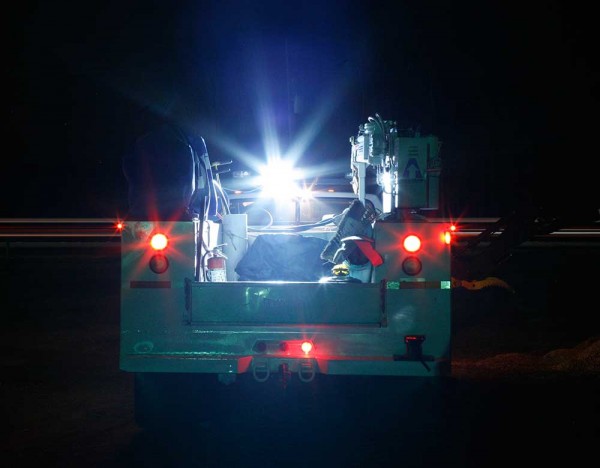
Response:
116,221,124,231
301,341,313,354
150,233,168,251
403,235,421,253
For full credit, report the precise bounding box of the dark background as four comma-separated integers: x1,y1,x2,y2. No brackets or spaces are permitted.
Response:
1,231,598,467
2,3,599,464
5,1,598,223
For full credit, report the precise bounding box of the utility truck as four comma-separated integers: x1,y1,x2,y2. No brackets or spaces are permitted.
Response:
120,114,454,426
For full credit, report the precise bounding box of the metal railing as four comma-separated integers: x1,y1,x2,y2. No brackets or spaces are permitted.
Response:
1,217,598,244
0,218,123,240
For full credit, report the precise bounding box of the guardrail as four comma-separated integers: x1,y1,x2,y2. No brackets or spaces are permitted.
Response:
1,217,598,244
0,218,124,240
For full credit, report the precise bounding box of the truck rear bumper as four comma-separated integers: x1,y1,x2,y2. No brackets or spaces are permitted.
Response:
120,354,450,378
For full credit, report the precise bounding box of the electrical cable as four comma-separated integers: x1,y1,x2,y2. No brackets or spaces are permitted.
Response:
214,179,231,215
248,208,274,231
248,211,343,233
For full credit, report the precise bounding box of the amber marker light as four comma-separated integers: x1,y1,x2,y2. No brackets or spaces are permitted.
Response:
443,231,452,245
150,233,168,251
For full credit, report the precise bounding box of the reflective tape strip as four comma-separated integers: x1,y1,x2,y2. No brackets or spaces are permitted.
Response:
387,280,451,289
130,280,172,289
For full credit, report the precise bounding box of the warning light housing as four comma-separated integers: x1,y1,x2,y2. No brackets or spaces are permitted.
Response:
253,340,315,356
402,256,422,276
149,254,169,274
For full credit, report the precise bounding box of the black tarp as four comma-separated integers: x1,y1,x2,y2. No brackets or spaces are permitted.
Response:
235,234,334,281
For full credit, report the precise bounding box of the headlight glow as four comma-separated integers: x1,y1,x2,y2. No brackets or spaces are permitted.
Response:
257,158,303,198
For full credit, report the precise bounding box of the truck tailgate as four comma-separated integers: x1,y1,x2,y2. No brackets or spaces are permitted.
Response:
185,280,384,325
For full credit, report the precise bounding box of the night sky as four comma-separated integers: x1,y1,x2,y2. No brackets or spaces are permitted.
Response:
5,1,597,224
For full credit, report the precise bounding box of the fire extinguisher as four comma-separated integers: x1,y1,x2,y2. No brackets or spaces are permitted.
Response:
206,247,227,282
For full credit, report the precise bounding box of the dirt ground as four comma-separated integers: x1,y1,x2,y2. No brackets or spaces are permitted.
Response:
1,244,598,467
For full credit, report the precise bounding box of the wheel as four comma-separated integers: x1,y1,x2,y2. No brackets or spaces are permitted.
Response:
134,372,163,429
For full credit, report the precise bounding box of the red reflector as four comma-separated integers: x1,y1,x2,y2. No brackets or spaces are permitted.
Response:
402,256,422,276
403,235,421,253
149,254,169,274
301,341,313,354
150,233,168,250
405,335,425,342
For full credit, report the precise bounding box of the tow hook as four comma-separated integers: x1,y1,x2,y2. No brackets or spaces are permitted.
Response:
252,359,270,382
279,363,291,388
298,359,316,383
